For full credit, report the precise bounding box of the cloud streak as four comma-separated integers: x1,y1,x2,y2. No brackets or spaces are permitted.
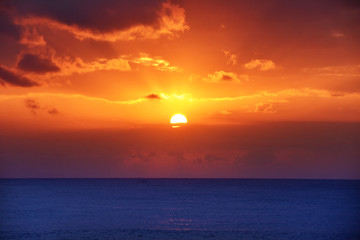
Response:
131,53,180,72
203,71,248,83
0,66,39,87
2,88,359,106
244,59,277,71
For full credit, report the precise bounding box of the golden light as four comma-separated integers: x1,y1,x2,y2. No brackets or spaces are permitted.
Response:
170,113,187,124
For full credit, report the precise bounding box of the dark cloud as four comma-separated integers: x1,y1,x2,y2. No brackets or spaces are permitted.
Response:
17,53,60,73
145,93,162,100
221,74,233,81
24,98,41,110
12,0,166,33
0,65,39,87
48,108,59,115
0,2,21,39
24,99,60,115
0,122,359,178
330,92,346,97
24,98,41,114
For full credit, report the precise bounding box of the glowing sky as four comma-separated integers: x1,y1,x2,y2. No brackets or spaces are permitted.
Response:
0,0,359,178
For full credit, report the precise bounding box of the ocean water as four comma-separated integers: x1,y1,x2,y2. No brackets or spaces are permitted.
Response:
0,179,359,240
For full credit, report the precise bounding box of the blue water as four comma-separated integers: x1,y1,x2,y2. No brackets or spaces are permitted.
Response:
1,179,359,239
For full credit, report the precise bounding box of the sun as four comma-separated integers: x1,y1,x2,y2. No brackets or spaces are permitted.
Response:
170,113,187,124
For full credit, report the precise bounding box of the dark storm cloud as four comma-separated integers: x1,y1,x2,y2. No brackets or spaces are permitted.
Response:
0,6,21,40
17,53,60,74
145,93,162,100
0,66,39,87
12,0,165,33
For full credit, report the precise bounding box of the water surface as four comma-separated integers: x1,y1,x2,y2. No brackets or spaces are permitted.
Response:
1,179,359,239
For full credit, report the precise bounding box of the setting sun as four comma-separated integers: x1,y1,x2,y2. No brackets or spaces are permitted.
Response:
170,114,188,124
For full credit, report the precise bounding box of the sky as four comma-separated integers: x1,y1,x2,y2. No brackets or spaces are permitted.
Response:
0,0,359,178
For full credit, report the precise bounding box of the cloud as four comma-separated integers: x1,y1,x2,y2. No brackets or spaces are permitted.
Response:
302,65,360,93
0,92,147,105
131,53,180,72
145,93,162,100
0,65,39,87
244,59,277,71
15,53,177,80
330,92,346,97
331,31,345,38
0,6,21,40
253,103,275,113
24,98,59,115
223,50,237,65
220,110,232,115
53,57,131,76
3,55,132,86
17,53,60,74
47,108,59,115
24,98,41,114
203,71,248,83
302,65,360,77
1,123,359,178
188,74,201,82
19,27,46,46
24,98,41,109
13,1,189,41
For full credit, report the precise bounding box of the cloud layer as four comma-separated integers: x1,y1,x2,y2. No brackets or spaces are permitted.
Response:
11,0,188,41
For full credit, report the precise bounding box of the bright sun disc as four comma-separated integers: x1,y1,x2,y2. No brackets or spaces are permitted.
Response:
170,114,187,124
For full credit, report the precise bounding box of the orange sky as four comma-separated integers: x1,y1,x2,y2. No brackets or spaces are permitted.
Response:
0,0,359,178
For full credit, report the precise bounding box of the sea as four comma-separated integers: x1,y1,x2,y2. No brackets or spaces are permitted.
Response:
1,179,359,240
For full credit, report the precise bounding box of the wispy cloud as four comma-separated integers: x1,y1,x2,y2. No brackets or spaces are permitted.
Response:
1,93,147,105
203,71,248,83
52,57,131,77
252,103,275,113
223,50,237,65
244,59,277,71
19,27,46,47
131,53,180,72
1,88,359,109
302,65,360,77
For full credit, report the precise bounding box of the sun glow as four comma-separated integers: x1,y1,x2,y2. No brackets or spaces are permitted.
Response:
170,113,187,124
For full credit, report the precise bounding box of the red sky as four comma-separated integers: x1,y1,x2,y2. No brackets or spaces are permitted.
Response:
0,0,359,178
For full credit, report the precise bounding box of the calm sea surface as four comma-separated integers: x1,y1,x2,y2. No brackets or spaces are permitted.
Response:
1,179,359,239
